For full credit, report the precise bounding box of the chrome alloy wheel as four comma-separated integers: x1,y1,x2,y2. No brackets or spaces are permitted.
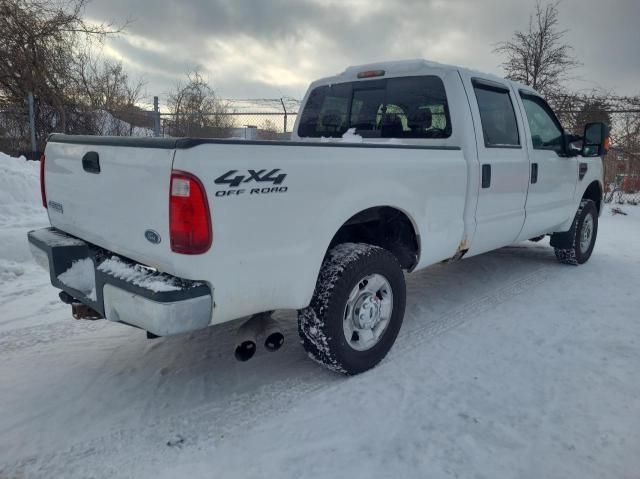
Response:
343,273,393,351
580,213,594,254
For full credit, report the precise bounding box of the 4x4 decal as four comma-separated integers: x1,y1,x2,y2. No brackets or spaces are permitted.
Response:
213,168,289,197
215,169,287,188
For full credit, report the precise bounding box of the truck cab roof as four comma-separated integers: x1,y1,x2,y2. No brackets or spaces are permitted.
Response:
310,58,540,97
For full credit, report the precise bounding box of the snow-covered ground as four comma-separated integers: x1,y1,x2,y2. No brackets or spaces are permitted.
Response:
1,152,639,478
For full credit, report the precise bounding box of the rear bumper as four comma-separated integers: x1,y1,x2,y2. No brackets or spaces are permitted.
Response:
28,227,213,336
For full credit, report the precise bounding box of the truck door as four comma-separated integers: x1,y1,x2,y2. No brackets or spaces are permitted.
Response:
459,74,530,256
515,91,578,241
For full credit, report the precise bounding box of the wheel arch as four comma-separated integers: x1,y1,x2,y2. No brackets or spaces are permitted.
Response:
581,180,603,215
324,205,421,271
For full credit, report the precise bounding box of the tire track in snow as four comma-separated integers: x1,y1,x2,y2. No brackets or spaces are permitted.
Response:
0,320,108,355
2,263,553,477
396,265,551,352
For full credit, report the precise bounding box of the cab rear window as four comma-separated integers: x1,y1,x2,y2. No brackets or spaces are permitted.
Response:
298,76,452,139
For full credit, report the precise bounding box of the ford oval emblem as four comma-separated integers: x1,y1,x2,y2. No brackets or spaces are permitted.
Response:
145,229,161,244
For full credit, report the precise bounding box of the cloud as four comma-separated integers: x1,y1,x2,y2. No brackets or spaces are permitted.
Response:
85,0,640,103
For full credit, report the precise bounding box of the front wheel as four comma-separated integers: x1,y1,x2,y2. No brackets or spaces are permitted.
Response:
298,243,406,375
554,199,598,265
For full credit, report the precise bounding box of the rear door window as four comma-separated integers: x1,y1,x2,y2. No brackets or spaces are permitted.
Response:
298,76,452,139
350,87,386,132
472,81,520,148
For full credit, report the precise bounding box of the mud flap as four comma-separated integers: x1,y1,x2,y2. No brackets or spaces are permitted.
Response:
550,200,582,249
550,215,578,249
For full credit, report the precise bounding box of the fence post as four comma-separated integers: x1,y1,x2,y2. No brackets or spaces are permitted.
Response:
280,98,288,133
153,96,161,137
28,91,37,160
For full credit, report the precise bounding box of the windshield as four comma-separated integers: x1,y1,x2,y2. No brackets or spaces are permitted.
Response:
297,75,452,139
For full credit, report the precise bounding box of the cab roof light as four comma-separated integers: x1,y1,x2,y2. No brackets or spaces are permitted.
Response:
357,70,385,79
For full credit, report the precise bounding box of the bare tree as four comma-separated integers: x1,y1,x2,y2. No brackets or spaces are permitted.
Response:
167,70,235,137
0,0,127,151
494,1,580,98
74,51,147,135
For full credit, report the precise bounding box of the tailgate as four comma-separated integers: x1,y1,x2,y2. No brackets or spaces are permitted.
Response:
43,137,176,269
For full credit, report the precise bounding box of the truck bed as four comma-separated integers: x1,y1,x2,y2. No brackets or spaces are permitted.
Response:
43,134,467,323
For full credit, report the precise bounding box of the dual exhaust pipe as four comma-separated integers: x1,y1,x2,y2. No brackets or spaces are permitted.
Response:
234,313,285,362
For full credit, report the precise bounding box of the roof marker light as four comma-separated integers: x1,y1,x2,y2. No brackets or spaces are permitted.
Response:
357,70,385,79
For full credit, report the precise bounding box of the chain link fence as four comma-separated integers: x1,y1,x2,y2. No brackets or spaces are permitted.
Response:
158,98,299,140
159,112,298,141
0,96,299,159
602,111,640,208
0,99,158,159
0,102,31,158
603,148,640,207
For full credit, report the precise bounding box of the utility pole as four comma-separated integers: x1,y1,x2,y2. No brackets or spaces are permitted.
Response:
28,92,37,159
280,98,288,133
153,96,161,137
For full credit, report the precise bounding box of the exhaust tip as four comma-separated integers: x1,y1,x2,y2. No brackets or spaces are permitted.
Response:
234,340,257,361
264,332,285,352
59,291,75,305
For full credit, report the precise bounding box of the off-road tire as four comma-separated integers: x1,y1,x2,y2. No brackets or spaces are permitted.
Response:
298,243,406,375
553,199,598,265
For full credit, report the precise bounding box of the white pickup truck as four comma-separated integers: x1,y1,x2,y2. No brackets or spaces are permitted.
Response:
29,59,607,375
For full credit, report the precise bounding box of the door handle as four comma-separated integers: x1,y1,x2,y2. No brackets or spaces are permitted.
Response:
531,163,538,184
82,151,100,174
481,164,491,188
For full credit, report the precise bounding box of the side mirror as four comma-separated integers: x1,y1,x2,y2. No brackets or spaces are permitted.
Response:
581,122,609,157
563,133,582,157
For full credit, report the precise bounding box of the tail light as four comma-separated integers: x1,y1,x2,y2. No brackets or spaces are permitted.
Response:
170,170,212,254
40,154,47,208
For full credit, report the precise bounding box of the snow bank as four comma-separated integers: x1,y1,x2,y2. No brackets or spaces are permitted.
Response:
0,153,48,281
0,261,25,284
0,152,41,207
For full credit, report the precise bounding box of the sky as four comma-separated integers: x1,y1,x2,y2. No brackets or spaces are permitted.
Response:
84,0,640,107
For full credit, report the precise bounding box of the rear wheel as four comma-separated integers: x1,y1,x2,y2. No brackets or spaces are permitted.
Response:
553,199,598,265
298,243,406,375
